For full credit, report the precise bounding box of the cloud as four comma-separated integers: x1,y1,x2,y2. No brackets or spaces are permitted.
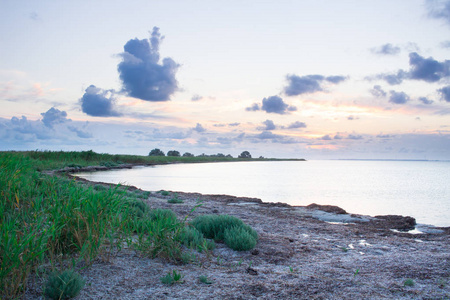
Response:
347,134,363,140
419,97,434,105
370,85,387,98
80,85,120,117
254,131,283,140
377,134,395,139
229,122,240,127
427,0,450,26
284,74,347,96
118,27,180,101
320,134,332,140
246,103,261,111
389,90,410,104
371,52,450,85
371,43,401,55
41,107,69,128
441,40,450,48
287,121,307,129
347,115,359,120
29,12,40,21
191,94,203,101
68,125,92,138
261,95,296,114
408,52,450,82
261,120,276,130
438,85,450,102
193,123,206,133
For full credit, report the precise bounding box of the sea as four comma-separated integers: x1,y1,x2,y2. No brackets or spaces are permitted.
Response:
76,160,450,227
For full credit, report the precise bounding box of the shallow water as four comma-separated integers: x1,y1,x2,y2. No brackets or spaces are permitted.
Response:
76,160,450,227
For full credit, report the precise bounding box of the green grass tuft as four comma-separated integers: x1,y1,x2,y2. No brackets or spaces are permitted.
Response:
191,214,257,251
44,269,85,300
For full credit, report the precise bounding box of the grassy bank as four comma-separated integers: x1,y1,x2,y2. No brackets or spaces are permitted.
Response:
0,151,263,299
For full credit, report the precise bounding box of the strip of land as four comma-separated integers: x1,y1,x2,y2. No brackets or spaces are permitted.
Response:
2,151,449,299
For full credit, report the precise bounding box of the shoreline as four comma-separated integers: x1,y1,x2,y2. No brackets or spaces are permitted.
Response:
24,163,449,299
65,163,449,231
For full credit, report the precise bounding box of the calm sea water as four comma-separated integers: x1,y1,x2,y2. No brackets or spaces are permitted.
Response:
76,160,450,227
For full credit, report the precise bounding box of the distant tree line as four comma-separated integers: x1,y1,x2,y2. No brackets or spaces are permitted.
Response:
148,148,253,159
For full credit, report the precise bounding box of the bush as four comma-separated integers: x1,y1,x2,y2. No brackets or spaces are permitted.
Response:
44,270,85,300
180,226,215,251
224,226,257,251
149,209,177,222
168,194,183,204
191,214,257,250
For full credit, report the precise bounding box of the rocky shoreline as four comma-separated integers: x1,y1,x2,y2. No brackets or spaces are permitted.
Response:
28,166,450,299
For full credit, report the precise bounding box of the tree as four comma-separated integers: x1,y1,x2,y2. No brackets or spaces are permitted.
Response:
167,150,180,157
149,148,165,156
182,152,194,157
238,151,252,159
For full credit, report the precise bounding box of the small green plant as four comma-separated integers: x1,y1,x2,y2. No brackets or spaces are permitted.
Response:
199,275,213,284
354,268,360,278
160,190,170,196
160,270,184,285
191,214,258,251
341,247,348,252
224,226,257,251
44,269,85,300
168,193,183,204
289,266,294,273
404,279,415,287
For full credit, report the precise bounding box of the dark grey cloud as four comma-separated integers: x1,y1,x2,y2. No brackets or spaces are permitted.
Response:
408,52,450,82
80,85,121,117
320,134,332,140
284,74,347,96
371,52,450,85
118,27,179,101
389,90,410,104
370,85,387,98
261,95,296,114
229,122,240,127
287,121,307,129
438,85,450,102
427,0,450,26
41,107,69,128
371,43,401,55
261,120,276,130
193,123,206,133
419,97,434,105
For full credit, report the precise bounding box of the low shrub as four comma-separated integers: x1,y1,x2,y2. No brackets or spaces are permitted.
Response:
191,214,257,250
224,226,257,251
44,269,85,300
149,209,177,222
180,226,215,251
168,193,183,204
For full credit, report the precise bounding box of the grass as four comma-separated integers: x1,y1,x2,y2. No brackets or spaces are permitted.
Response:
160,270,184,285
168,193,184,204
0,150,273,298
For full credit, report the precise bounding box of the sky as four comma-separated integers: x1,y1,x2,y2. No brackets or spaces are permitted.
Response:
1,0,450,160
